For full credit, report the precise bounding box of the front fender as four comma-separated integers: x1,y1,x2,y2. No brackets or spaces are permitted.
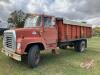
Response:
16,37,46,54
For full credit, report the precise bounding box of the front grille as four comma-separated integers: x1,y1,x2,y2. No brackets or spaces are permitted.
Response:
3,30,16,52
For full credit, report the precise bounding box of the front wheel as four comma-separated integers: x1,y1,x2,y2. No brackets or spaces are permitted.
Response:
28,45,40,68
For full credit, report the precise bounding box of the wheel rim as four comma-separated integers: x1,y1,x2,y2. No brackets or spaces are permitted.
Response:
34,51,40,65
81,42,85,52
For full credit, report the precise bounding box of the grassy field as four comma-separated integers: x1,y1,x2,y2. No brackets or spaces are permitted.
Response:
0,37,100,75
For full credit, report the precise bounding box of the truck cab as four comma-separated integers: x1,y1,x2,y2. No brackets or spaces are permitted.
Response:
2,14,58,68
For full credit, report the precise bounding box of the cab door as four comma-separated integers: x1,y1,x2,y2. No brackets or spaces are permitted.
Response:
43,16,58,46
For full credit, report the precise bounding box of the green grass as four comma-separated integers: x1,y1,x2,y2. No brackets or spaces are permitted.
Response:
0,37,100,75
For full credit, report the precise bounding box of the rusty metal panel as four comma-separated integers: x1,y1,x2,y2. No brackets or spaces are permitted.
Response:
72,25,77,39
57,19,92,42
76,26,81,39
57,20,65,41
87,27,92,38
80,26,84,38
67,25,72,40
86,27,90,38
84,27,87,38
64,24,68,40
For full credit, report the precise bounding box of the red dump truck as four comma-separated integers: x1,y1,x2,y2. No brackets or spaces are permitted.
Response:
2,14,92,68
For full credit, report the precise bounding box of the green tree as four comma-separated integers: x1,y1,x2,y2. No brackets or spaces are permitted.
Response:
8,10,27,28
93,27,100,36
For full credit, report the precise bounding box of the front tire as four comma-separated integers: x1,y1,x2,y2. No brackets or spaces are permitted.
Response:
28,45,40,68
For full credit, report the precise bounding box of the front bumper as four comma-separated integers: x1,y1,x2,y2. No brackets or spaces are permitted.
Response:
1,48,21,61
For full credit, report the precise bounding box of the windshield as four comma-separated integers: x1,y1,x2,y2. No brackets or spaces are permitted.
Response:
24,16,41,28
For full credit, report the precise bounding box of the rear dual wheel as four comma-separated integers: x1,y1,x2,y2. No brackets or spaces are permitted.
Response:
59,46,67,49
74,40,86,52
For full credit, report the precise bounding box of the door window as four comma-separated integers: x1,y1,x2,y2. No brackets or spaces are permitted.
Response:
44,17,52,27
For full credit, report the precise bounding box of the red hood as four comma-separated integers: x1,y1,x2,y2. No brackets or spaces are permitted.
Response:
15,28,41,39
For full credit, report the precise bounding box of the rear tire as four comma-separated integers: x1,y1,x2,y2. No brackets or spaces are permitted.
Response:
28,45,40,68
69,45,74,48
59,46,67,49
74,40,86,52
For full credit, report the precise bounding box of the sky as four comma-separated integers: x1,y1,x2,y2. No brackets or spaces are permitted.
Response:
0,0,100,28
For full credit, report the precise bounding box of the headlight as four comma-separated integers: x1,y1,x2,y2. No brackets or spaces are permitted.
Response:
17,43,21,49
